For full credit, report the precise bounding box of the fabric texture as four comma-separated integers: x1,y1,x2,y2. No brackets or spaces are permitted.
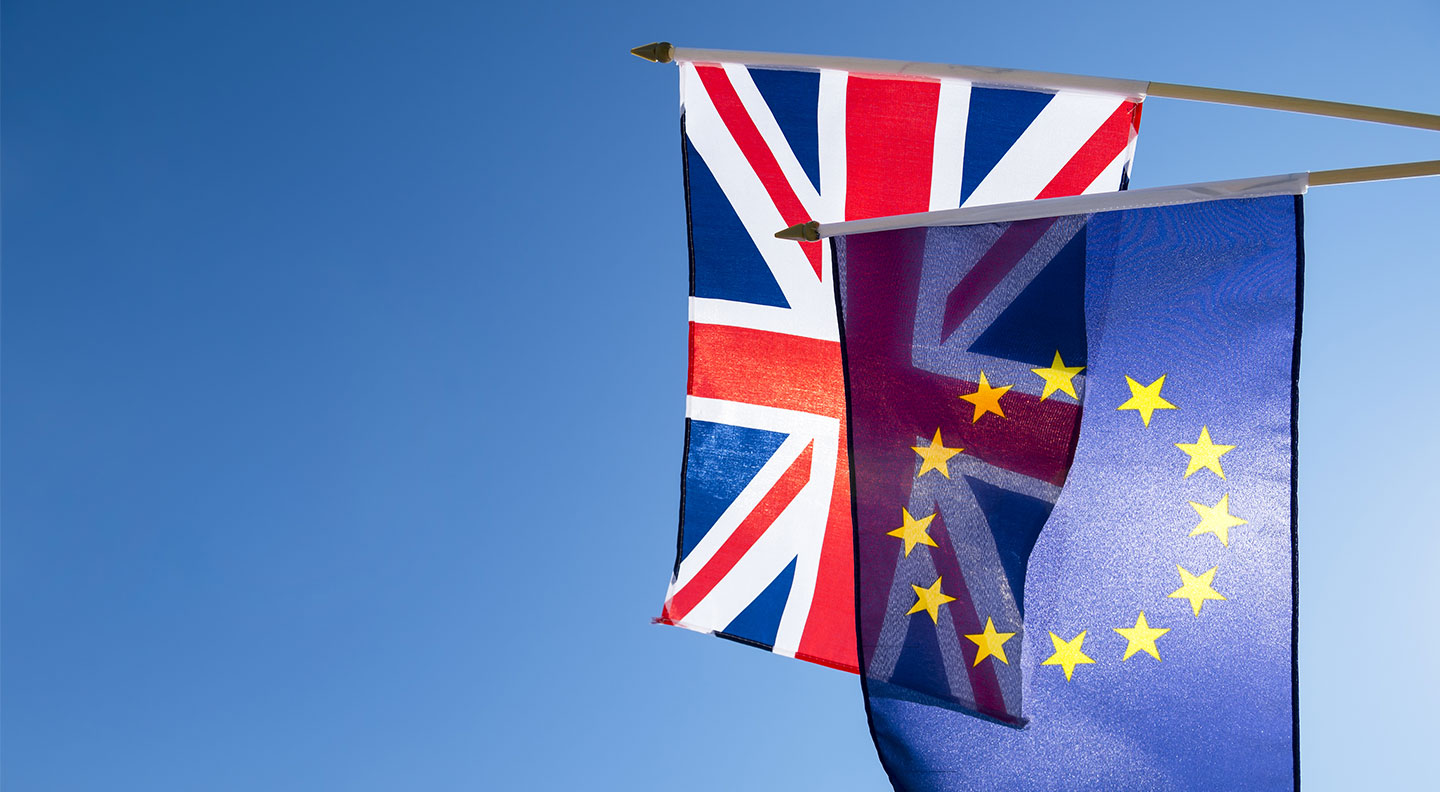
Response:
661,58,1143,672
835,194,1301,790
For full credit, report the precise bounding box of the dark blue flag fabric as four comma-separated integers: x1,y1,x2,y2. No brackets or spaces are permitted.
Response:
833,188,1302,791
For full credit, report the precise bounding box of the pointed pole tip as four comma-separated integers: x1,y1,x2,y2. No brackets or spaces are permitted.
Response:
630,42,674,63
775,221,821,242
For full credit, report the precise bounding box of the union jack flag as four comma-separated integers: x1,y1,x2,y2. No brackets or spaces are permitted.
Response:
659,58,1143,672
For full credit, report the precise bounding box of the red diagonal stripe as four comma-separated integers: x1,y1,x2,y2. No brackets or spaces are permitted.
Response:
664,442,816,622
940,218,1056,339
689,323,845,420
694,63,824,278
1035,100,1140,200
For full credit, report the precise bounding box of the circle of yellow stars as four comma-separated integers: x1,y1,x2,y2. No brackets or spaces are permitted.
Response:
1033,372,1246,681
893,363,1252,684
894,354,1088,671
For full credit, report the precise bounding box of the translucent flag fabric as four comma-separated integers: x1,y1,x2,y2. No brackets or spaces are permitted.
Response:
661,57,1143,672
834,190,1301,789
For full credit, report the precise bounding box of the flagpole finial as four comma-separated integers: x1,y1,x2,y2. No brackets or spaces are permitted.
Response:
630,42,674,63
776,221,821,242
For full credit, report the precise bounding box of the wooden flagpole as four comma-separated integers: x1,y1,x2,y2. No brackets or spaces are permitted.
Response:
1147,83,1440,132
772,162,1440,241
631,43,1440,132
1308,160,1440,186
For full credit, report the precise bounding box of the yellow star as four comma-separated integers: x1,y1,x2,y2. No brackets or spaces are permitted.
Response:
1030,351,1085,401
887,508,939,557
1115,374,1177,427
907,576,957,623
1041,630,1095,681
1168,564,1227,616
1175,426,1236,479
1188,493,1248,546
1114,611,1170,661
912,429,963,478
964,617,1016,666
959,372,1011,423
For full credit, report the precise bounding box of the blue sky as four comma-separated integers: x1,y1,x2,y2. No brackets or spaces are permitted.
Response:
3,1,1436,789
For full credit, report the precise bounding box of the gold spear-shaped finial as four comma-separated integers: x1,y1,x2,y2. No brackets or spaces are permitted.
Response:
630,42,674,63
775,221,821,242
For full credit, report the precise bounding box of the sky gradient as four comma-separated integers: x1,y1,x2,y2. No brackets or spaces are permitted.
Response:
4,1,1438,789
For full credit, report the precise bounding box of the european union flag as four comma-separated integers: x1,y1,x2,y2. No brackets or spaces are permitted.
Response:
833,185,1302,790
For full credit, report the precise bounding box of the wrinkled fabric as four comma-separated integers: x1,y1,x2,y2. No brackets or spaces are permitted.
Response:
836,195,1301,791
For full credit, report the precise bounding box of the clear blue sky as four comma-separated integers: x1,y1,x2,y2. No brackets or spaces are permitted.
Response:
3,1,1436,789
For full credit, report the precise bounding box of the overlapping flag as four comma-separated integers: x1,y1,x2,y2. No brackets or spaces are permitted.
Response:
642,46,1312,792
659,55,1142,671
834,178,1302,789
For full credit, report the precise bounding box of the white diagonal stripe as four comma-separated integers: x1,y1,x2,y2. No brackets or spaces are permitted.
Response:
681,63,836,337
961,93,1124,207
724,63,823,217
